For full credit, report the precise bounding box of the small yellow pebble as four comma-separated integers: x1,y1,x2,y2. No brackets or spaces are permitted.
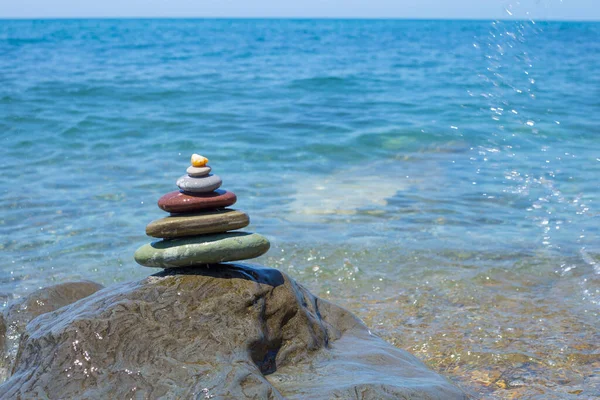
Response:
191,154,208,167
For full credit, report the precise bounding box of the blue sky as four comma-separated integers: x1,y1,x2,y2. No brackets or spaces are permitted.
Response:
1,0,598,20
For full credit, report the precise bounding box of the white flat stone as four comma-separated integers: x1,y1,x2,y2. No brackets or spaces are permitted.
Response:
186,165,211,177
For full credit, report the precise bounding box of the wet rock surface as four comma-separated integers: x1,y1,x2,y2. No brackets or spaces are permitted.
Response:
0,264,464,399
0,281,104,382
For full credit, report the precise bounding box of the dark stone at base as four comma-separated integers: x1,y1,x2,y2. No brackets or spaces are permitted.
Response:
0,265,465,399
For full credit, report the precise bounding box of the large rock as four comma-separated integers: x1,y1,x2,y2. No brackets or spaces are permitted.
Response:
0,264,465,399
0,281,104,382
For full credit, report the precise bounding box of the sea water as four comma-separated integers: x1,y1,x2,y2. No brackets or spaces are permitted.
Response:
0,19,598,397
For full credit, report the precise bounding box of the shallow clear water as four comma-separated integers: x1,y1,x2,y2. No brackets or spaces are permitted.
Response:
1,19,599,397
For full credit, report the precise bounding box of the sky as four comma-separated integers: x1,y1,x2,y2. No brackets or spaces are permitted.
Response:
0,0,598,21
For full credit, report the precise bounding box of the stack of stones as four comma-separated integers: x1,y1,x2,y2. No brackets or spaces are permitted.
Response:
134,154,270,269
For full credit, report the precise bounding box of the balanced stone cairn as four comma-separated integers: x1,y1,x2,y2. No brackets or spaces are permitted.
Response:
134,154,270,268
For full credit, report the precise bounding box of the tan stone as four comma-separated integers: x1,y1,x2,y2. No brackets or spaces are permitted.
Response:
146,209,249,238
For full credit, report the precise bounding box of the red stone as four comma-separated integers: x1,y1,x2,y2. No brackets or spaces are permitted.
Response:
157,190,237,213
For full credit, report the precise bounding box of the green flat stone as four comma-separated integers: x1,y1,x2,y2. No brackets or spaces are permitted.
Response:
145,209,249,238
134,232,270,268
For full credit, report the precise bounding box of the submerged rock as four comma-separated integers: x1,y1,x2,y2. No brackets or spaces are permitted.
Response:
0,264,464,399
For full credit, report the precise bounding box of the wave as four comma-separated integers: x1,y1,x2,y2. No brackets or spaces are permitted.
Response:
288,75,360,90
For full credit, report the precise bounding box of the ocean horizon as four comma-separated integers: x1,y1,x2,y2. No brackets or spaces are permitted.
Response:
2,17,600,21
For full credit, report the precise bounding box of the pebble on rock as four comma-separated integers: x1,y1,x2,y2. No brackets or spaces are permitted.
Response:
176,174,222,193
137,153,270,269
191,154,209,167
134,232,271,268
157,190,237,213
186,165,211,177
146,209,250,238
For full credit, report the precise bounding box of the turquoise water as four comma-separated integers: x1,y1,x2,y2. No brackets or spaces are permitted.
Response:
1,19,599,397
